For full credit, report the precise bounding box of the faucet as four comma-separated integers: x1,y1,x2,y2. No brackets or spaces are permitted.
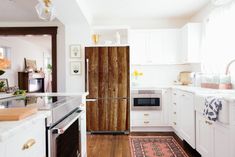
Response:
225,59,235,75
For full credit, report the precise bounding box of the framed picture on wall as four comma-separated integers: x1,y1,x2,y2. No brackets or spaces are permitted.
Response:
70,61,81,75
70,45,81,58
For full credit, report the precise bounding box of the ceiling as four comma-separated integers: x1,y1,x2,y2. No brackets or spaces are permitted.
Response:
0,0,210,24
84,0,210,21
0,0,40,21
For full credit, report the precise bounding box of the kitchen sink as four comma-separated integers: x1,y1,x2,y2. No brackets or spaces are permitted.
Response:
195,92,230,124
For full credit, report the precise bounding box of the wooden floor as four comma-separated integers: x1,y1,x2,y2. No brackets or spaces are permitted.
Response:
87,132,201,157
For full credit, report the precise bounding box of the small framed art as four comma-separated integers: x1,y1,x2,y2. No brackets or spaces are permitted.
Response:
0,78,9,92
70,61,81,75
70,45,81,58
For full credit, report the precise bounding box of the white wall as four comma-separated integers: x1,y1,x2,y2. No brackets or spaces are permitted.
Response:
190,3,214,22
64,24,91,93
131,64,201,87
0,37,48,87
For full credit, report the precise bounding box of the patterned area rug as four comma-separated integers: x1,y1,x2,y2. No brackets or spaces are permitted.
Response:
130,136,189,157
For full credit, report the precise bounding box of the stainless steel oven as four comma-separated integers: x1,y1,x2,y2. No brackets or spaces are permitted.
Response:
47,108,84,157
131,89,162,110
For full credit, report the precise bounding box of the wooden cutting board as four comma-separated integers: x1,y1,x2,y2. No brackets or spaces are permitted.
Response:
0,108,38,121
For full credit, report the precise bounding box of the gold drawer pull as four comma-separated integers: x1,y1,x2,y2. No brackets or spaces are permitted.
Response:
173,122,177,125
205,120,213,125
144,114,149,116
144,121,150,124
22,139,36,150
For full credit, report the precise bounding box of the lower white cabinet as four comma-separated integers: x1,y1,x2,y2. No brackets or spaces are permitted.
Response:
196,112,232,157
4,117,46,157
170,89,195,148
196,112,213,157
80,111,87,157
178,91,195,148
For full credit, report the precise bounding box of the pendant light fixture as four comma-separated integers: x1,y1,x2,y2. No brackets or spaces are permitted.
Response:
35,0,56,21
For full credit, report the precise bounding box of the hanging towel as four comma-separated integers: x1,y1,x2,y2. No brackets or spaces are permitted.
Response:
203,96,223,121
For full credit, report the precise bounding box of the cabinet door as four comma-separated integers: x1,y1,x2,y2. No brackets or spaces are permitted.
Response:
162,29,181,63
214,123,230,157
179,91,195,148
80,112,87,157
129,30,148,64
148,30,163,64
196,113,213,157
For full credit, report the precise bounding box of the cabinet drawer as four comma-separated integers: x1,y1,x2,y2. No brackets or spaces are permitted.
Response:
5,118,45,157
131,118,159,127
131,111,161,120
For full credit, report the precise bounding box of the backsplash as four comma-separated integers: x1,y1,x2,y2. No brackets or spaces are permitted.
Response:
131,63,201,87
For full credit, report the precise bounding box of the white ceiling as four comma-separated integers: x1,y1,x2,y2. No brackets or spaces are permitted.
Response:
84,0,210,21
0,0,41,21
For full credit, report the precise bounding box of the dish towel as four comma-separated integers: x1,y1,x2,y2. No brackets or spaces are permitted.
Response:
203,96,223,121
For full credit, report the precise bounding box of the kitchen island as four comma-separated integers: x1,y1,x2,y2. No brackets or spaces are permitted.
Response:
0,93,87,157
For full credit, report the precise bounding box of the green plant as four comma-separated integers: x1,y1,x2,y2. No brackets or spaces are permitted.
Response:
47,64,52,71
0,81,5,89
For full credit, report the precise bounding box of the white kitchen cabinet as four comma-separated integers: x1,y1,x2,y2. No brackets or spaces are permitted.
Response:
80,111,87,157
129,29,181,64
4,117,46,157
129,30,148,64
170,90,180,132
196,112,232,157
131,111,164,127
178,90,195,148
196,112,213,157
180,23,202,63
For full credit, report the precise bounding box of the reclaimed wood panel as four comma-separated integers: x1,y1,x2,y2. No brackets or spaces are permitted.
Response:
85,46,130,132
85,47,99,99
86,101,99,131
98,47,109,99
108,47,119,98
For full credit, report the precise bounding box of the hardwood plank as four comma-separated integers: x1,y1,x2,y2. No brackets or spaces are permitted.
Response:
87,133,201,157
117,99,127,131
86,101,99,131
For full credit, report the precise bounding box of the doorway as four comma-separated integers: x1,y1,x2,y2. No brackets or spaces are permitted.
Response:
0,27,57,92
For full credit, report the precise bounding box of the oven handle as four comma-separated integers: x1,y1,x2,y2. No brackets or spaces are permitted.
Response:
51,110,84,135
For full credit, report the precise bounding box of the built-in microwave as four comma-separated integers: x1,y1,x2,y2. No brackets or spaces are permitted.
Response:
131,89,162,110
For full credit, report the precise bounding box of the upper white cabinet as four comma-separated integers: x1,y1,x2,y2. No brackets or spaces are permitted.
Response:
129,29,181,64
180,23,202,63
129,23,202,65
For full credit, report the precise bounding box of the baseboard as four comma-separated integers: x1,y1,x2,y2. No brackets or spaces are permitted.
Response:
130,126,174,132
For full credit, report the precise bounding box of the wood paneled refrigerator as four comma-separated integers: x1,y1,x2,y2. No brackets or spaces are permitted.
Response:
85,46,130,134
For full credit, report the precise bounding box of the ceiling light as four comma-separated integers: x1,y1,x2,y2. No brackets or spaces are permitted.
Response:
35,0,56,21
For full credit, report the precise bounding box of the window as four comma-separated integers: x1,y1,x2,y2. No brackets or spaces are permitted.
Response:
202,2,235,74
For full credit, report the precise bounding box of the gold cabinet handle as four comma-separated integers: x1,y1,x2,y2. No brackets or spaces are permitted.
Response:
173,122,177,125
205,120,213,125
173,112,177,115
144,121,150,124
144,114,149,116
22,139,36,150
173,102,176,105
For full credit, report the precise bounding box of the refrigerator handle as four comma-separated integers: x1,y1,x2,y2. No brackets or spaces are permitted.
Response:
86,59,89,94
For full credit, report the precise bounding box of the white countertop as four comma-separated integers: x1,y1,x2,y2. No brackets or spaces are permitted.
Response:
0,111,49,142
132,85,235,101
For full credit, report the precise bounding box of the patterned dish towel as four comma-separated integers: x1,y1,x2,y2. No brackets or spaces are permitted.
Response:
203,96,223,121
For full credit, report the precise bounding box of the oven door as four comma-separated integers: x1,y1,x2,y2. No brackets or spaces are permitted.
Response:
131,94,162,110
47,109,84,157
